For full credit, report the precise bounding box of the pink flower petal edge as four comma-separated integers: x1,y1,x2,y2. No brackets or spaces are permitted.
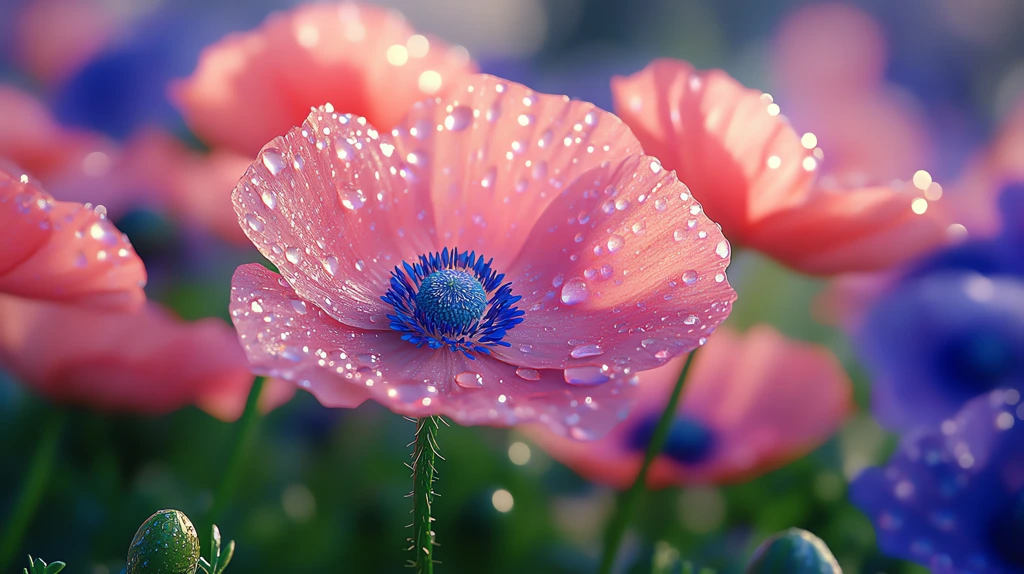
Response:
611,58,949,275
172,2,477,156
0,295,293,420
0,165,147,310
524,325,854,488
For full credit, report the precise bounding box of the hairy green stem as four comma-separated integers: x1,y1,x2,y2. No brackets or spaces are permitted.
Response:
0,409,66,571
208,376,265,526
410,416,441,573
598,350,700,574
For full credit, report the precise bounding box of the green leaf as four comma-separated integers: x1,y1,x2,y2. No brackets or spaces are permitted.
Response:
24,555,66,574
201,525,235,574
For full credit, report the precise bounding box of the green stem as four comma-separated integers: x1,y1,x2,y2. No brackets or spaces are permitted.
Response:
410,417,440,574
598,350,700,574
0,409,66,571
208,376,265,525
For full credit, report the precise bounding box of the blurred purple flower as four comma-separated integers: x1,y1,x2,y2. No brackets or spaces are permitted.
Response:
858,183,1024,432
851,389,1024,573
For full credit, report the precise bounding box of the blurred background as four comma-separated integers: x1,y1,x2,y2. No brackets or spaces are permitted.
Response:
2,0,1023,572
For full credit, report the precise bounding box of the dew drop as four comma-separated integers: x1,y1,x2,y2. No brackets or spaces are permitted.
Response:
261,149,287,175
285,247,302,264
245,214,264,232
290,300,308,314
571,344,604,358
354,259,365,272
682,270,698,285
444,106,473,131
341,189,366,210
515,367,541,381
322,256,339,276
564,365,611,386
606,235,625,253
560,278,590,305
261,190,277,209
454,371,484,388
519,344,533,353
715,240,730,259
673,229,685,241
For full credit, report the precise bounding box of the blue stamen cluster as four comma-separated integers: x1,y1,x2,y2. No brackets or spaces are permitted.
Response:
382,247,524,359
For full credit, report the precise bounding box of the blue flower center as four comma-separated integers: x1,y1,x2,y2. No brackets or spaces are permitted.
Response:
627,414,715,465
382,248,524,359
939,330,1017,395
415,269,488,329
989,488,1024,567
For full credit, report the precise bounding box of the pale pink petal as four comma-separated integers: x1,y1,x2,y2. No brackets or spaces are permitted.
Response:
772,2,887,99
0,296,266,420
230,263,634,438
0,86,113,182
747,182,949,274
526,326,853,488
13,0,117,87
0,168,146,309
234,110,439,329
390,74,641,264
611,59,817,246
171,148,253,244
0,166,50,274
172,3,476,156
493,154,735,372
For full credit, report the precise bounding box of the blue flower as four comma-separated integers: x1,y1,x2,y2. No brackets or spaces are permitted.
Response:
857,183,1024,432
851,389,1024,574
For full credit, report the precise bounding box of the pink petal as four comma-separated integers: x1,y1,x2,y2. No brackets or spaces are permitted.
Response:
230,263,634,439
0,166,50,274
234,111,439,329
13,0,117,87
493,155,735,372
0,295,269,420
0,168,146,310
611,59,816,247
747,183,949,274
526,326,853,488
172,3,476,156
390,74,642,265
0,86,112,182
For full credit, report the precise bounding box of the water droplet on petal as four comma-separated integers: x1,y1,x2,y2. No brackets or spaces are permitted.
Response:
571,344,604,358
715,240,730,259
560,278,589,305
682,270,698,285
322,256,339,276
515,367,540,381
286,247,302,264
444,106,473,131
261,149,287,175
607,235,624,253
455,371,484,388
564,365,611,386
245,214,264,231
261,190,277,209
290,300,308,314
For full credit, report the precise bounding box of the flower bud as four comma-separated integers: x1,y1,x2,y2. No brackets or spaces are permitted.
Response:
746,528,841,574
126,509,201,574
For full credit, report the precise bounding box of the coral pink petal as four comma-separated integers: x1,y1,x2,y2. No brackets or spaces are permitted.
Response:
772,2,887,98
14,0,116,87
0,86,112,181
0,296,262,420
493,155,734,372
230,264,633,438
611,59,816,245
669,325,853,486
0,168,51,275
390,74,642,265
747,183,949,274
526,326,852,489
172,148,253,244
173,3,475,155
234,110,440,329
0,169,146,309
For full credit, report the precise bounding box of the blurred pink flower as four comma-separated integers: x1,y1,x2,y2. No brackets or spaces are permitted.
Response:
0,295,293,420
0,86,115,183
12,0,118,87
0,164,146,310
771,2,934,182
172,3,477,157
525,325,853,488
228,75,735,439
612,59,947,275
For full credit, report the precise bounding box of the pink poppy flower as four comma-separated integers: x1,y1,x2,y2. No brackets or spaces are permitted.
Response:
0,295,293,420
172,3,477,157
228,74,735,438
12,0,118,87
525,325,853,488
0,164,146,310
0,85,114,183
611,59,948,275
